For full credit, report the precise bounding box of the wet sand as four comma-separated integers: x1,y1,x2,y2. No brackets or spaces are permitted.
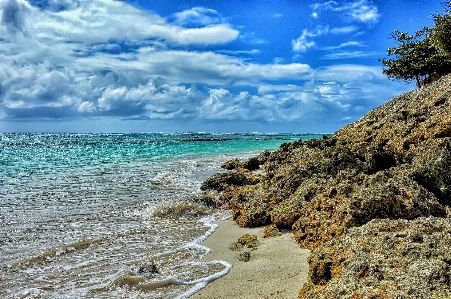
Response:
191,219,311,299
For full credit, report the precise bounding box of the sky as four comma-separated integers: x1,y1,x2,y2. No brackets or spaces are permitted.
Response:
0,0,445,133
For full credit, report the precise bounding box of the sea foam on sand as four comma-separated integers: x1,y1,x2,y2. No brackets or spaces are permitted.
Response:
190,219,311,299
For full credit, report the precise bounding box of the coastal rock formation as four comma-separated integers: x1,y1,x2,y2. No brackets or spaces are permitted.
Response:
299,217,451,298
201,74,451,298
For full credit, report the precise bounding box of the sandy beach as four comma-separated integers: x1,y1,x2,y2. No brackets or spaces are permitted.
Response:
191,219,310,299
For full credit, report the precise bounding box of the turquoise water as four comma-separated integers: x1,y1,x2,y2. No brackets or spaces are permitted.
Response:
1,133,315,178
0,133,321,298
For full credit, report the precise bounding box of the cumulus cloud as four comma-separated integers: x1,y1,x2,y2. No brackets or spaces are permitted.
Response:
24,0,238,45
1,0,29,35
0,0,407,133
0,0,315,123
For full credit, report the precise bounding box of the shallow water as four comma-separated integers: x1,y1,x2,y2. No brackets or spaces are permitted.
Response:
0,133,320,298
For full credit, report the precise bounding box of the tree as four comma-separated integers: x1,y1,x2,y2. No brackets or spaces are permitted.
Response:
379,27,451,87
432,1,451,56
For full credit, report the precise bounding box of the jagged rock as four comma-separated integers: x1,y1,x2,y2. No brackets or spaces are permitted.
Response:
201,74,451,298
191,193,221,208
200,172,260,192
292,168,446,250
410,138,451,206
221,159,240,170
234,234,259,250
255,150,271,165
363,146,397,174
263,224,281,238
241,156,260,171
229,185,271,227
221,152,270,171
299,217,451,299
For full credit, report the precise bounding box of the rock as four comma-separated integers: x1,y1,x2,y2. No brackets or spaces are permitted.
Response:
292,169,446,250
221,151,270,171
238,251,251,262
241,156,260,171
237,234,258,249
231,233,259,251
201,74,451,298
200,172,260,192
137,263,159,275
299,217,451,299
410,138,451,206
255,150,271,165
263,224,281,238
191,193,221,207
230,191,272,227
221,159,240,170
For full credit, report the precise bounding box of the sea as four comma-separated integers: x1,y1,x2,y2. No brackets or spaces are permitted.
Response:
0,132,321,299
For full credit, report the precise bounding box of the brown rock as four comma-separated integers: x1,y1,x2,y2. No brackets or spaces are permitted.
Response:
299,217,451,299
201,74,451,298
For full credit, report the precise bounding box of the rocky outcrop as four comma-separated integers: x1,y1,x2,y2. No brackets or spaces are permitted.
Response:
300,217,451,298
201,74,451,298
200,172,261,192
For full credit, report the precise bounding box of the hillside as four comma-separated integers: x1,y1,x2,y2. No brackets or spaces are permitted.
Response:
201,73,451,298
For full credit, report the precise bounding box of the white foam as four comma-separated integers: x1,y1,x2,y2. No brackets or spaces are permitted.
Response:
172,219,232,299
172,259,232,299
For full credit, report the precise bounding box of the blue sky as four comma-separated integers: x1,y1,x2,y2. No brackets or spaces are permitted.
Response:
0,0,444,133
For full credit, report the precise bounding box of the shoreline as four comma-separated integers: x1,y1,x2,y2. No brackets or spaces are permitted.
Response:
191,219,310,299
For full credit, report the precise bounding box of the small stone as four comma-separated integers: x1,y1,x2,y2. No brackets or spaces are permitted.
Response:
238,251,251,262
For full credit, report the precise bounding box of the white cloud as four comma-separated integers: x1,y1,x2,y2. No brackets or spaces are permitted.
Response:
316,64,385,82
173,7,223,27
345,0,380,24
311,0,380,25
25,0,239,45
292,33,316,52
292,27,329,52
77,101,96,113
330,26,358,34
239,32,267,45
176,24,239,45
0,0,410,132
321,50,377,59
323,41,366,50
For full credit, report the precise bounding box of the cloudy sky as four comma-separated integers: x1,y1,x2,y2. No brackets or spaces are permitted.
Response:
0,0,443,133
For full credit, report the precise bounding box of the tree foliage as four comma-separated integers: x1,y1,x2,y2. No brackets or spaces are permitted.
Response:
380,2,451,87
432,1,451,56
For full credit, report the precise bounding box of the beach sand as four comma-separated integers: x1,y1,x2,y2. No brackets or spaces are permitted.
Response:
191,219,311,299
